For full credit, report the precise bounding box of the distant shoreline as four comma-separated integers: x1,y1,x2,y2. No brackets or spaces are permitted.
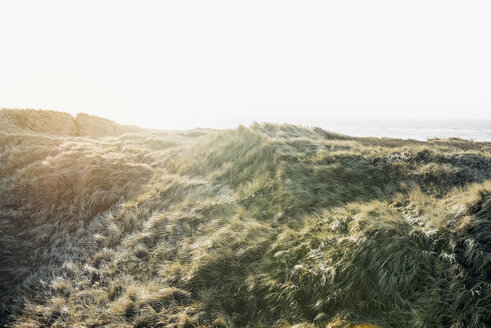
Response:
148,118,491,141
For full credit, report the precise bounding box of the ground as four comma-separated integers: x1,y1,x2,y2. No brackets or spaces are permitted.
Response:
1,109,490,327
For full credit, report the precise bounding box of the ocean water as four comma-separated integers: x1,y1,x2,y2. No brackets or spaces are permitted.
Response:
175,119,491,142
312,119,491,141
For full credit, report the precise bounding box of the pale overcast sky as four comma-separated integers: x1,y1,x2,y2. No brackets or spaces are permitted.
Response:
1,1,490,129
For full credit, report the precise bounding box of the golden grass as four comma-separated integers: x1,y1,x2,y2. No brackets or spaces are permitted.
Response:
1,109,490,327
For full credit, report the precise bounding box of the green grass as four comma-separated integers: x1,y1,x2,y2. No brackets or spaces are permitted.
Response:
1,109,490,327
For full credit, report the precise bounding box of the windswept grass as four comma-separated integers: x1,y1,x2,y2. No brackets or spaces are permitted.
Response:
1,109,490,327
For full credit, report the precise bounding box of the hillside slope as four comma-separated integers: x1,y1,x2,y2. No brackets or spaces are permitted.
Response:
1,109,490,327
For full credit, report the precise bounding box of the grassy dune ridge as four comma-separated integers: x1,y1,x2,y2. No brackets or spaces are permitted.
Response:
0,109,490,327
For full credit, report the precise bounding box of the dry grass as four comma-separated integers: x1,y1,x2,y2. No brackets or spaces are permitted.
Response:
1,109,490,327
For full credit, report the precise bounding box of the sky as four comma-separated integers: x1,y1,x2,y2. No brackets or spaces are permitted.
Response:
1,0,490,129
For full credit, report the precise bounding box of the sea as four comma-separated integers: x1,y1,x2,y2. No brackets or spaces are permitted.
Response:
174,119,491,142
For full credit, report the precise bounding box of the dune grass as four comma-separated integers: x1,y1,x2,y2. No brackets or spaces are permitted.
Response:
1,109,490,327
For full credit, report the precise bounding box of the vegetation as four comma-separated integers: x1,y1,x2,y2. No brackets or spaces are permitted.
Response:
1,109,490,327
